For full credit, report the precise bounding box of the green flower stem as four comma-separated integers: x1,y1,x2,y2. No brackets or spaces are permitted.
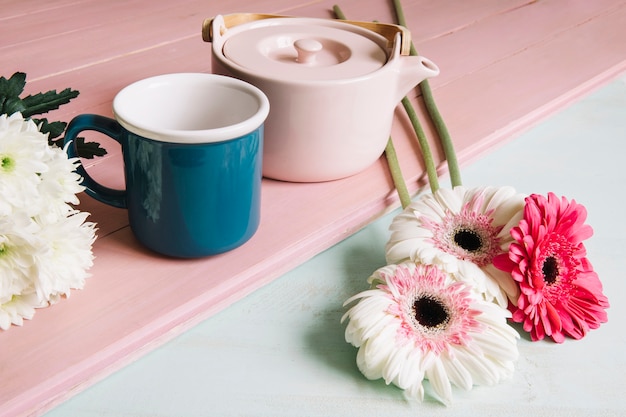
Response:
401,96,439,193
384,137,412,209
392,0,462,188
419,79,461,187
332,5,346,20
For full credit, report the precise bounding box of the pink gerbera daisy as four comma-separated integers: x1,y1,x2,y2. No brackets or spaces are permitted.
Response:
385,186,525,308
493,193,609,343
342,262,519,404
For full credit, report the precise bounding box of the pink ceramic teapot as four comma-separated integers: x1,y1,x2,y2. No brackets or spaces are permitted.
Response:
203,14,440,182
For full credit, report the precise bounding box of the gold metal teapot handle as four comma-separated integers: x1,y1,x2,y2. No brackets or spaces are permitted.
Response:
202,13,412,56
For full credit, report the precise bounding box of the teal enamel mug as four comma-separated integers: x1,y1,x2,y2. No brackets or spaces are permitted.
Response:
64,73,270,258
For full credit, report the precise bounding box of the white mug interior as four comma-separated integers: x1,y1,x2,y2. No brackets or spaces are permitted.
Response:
113,73,269,144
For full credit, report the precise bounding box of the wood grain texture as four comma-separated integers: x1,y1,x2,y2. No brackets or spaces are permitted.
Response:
1,0,625,416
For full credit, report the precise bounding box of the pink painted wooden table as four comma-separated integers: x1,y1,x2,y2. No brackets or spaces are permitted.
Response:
2,0,626,416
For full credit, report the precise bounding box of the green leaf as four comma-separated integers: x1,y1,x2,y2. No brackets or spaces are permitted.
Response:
75,137,108,159
21,87,80,118
2,97,26,116
0,72,26,98
49,136,108,158
33,118,67,141
0,72,27,115
2,71,106,159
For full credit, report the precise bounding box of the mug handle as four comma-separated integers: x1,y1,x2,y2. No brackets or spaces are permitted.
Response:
64,114,127,208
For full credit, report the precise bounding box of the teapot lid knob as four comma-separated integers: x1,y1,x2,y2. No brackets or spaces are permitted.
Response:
294,39,323,64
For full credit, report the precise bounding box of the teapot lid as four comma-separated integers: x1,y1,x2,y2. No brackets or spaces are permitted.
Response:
221,19,388,81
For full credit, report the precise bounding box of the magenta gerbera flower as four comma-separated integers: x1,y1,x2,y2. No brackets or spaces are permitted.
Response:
493,193,609,343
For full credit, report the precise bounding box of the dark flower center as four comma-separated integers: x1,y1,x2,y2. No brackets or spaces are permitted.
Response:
542,256,559,284
413,296,449,329
454,229,482,252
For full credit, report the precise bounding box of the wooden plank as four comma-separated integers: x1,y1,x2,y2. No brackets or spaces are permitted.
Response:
2,0,544,81
1,0,625,416
1,0,312,80
428,3,626,163
327,0,538,40
414,0,626,89
0,0,89,20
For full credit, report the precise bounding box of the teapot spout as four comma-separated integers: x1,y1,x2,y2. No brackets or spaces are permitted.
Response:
394,54,440,104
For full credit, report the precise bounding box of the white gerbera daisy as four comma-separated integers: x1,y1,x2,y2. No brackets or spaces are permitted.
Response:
342,262,519,405
385,186,524,307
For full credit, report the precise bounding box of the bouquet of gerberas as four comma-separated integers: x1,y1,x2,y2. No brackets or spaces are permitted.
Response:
0,73,99,330
337,1,609,405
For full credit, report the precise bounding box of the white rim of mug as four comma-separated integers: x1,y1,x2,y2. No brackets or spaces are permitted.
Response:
112,73,270,144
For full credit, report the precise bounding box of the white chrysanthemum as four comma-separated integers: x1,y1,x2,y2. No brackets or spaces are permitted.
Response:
0,213,43,303
37,142,85,218
33,210,97,304
0,113,50,217
0,112,96,331
385,186,525,307
0,292,44,330
342,262,519,405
